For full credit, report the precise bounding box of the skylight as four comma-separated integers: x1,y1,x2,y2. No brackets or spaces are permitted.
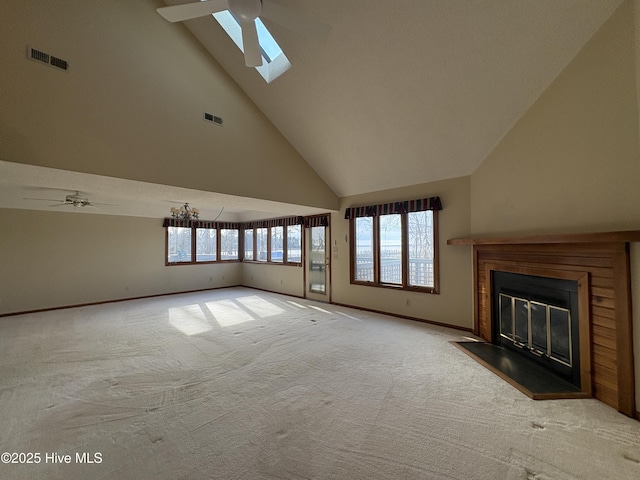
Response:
212,10,291,83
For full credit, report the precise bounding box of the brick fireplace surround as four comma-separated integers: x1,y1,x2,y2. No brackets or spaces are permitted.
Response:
448,231,640,418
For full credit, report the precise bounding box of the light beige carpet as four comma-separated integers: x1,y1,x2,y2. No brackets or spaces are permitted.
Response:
0,287,638,480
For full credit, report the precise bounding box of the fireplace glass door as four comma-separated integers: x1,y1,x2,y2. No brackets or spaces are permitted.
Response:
493,271,580,387
499,294,572,368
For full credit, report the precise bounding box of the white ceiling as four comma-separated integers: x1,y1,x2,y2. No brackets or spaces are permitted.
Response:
174,0,623,197
0,160,328,221
1,0,625,219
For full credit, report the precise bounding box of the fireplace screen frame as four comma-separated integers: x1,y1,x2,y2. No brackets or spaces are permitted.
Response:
499,293,573,368
482,260,593,398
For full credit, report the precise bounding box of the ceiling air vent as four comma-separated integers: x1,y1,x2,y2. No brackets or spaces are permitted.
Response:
203,112,223,126
27,46,69,72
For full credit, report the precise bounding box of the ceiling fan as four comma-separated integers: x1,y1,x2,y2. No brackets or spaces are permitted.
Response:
157,0,295,67
23,191,116,209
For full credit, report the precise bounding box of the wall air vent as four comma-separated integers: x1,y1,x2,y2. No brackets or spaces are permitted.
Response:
50,56,69,71
27,46,69,72
29,47,49,64
203,112,223,126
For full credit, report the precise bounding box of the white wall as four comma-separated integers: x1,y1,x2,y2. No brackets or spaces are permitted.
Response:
0,208,241,315
242,263,305,298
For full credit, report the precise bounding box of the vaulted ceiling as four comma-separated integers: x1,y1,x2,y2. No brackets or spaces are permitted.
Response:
0,0,626,219
174,0,624,196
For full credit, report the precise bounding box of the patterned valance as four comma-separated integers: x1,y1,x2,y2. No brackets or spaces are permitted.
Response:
164,215,327,229
162,218,240,229
344,196,442,219
304,215,330,228
163,218,192,228
241,216,304,229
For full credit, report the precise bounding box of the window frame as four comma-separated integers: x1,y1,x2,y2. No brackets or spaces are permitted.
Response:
166,226,193,265
349,210,439,294
219,228,239,261
165,226,239,266
165,219,307,267
241,225,303,267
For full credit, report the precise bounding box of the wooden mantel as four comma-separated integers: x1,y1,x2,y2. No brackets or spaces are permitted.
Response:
448,230,638,418
448,230,640,246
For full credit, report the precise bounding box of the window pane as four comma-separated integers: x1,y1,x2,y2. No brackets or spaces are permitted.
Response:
309,226,326,293
196,228,216,262
256,228,268,262
286,225,301,263
407,211,434,288
268,226,283,262
167,227,192,263
244,229,254,260
354,217,374,281
379,214,402,284
220,229,239,260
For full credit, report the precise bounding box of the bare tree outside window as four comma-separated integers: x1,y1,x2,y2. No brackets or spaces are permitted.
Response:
355,217,374,281
408,211,434,287
286,225,301,263
256,228,268,261
244,229,254,260
167,227,192,263
220,229,239,260
271,226,283,262
195,228,216,262
379,214,402,284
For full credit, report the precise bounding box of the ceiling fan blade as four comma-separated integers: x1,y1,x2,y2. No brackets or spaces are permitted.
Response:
91,202,118,206
48,202,70,207
157,0,228,23
23,197,63,202
241,20,262,67
261,1,329,39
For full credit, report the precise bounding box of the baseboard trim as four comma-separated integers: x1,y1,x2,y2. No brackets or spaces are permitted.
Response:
0,285,242,318
1,285,473,334
242,285,306,300
330,301,472,333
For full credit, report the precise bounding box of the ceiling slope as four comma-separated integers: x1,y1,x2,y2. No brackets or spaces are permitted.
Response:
175,0,624,196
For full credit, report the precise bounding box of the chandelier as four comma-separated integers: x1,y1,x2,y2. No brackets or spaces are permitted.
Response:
170,203,199,221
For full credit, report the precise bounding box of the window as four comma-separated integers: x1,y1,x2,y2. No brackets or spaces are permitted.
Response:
241,221,303,265
165,217,307,267
348,198,440,293
220,229,239,260
407,211,435,288
211,9,291,83
165,222,240,265
354,218,373,282
256,228,268,262
286,225,301,263
196,228,217,262
271,226,283,262
379,214,402,285
167,227,192,264
244,229,254,261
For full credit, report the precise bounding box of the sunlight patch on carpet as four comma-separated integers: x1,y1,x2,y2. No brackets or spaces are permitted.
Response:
205,299,255,327
168,305,212,336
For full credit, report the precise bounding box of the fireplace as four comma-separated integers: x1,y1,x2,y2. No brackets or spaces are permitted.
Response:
492,271,581,388
447,230,639,418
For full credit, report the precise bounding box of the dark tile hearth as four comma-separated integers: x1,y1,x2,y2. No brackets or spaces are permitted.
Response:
454,341,582,398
